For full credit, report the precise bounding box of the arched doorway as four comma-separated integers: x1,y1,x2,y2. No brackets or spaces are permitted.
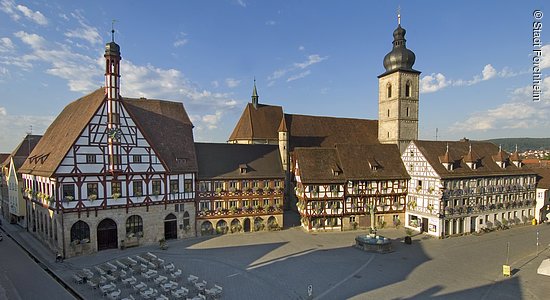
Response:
243,218,251,232
230,219,241,233
97,218,118,251
216,220,228,234
164,213,177,240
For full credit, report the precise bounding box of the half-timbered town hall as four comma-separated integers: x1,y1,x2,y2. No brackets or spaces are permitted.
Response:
19,36,198,258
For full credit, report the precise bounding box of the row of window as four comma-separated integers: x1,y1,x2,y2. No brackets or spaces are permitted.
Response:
386,81,413,99
198,180,282,192
199,198,281,211
62,179,194,200
85,154,154,164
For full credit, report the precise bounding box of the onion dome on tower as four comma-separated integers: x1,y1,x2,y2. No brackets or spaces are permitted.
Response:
381,13,419,76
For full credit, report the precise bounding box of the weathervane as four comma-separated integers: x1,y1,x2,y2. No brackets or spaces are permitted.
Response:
111,19,117,42
397,5,401,25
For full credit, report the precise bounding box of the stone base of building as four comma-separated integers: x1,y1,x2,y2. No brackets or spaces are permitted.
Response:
197,214,283,236
27,201,196,258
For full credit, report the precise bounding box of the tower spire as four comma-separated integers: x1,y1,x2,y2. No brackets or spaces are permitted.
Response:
252,77,259,109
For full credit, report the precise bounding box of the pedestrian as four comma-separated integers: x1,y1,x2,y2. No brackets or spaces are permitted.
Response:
55,252,63,263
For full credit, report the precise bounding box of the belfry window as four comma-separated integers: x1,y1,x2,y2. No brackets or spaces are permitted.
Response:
405,81,411,97
387,83,392,98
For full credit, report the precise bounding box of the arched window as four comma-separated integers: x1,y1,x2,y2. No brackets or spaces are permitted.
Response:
183,211,190,228
405,81,411,97
126,215,143,237
70,220,90,242
387,83,392,98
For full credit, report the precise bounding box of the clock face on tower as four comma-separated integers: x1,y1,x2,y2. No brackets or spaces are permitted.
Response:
107,128,122,140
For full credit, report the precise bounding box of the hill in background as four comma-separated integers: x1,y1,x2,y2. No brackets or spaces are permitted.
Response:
484,138,550,152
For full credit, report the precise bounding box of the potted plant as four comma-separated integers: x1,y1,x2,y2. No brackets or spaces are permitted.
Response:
405,228,413,244
88,194,97,202
65,195,74,202
112,193,121,200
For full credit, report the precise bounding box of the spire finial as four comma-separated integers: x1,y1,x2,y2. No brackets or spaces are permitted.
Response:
397,5,401,25
469,143,472,153
515,144,518,153
446,143,449,153
111,19,117,42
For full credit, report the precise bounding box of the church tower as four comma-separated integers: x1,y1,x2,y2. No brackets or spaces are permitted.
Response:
104,27,122,172
377,13,420,153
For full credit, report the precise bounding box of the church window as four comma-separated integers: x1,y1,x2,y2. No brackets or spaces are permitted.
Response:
405,81,411,97
387,83,392,98
387,132,390,138
406,107,410,117
387,109,390,117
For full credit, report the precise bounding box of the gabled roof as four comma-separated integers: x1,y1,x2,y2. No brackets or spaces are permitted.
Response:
123,98,197,173
335,144,409,180
195,143,283,179
4,134,43,171
294,148,344,184
19,88,198,177
228,103,283,141
285,114,379,150
413,140,536,179
19,88,106,177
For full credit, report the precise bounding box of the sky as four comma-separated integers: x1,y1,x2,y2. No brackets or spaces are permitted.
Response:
1,0,549,153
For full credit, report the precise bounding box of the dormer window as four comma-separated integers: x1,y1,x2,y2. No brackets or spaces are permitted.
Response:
239,164,248,174
332,168,342,176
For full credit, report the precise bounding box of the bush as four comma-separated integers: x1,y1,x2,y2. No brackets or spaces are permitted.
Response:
393,218,401,228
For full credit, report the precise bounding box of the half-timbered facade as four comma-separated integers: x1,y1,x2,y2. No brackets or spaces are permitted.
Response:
195,143,284,235
294,144,409,231
19,38,198,258
402,140,537,238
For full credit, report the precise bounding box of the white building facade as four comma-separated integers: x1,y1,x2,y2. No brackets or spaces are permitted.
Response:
402,140,537,238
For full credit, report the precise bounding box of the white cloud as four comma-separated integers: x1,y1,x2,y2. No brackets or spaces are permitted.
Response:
0,37,15,52
1,0,21,21
294,54,328,69
421,63,524,94
450,77,550,132
225,78,241,88
0,66,9,79
16,4,47,25
287,70,311,82
420,73,448,93
298,45,305,51
13,31,102,92
268,53,328,84
211,80,219,88
236,0,246,7
0,110,55,152
481,64,496,80
265,20,276,26
64,13,101,45
174,32,188,47
14,31,45,49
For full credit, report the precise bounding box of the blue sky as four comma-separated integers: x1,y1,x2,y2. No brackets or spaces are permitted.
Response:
1,0,549,152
